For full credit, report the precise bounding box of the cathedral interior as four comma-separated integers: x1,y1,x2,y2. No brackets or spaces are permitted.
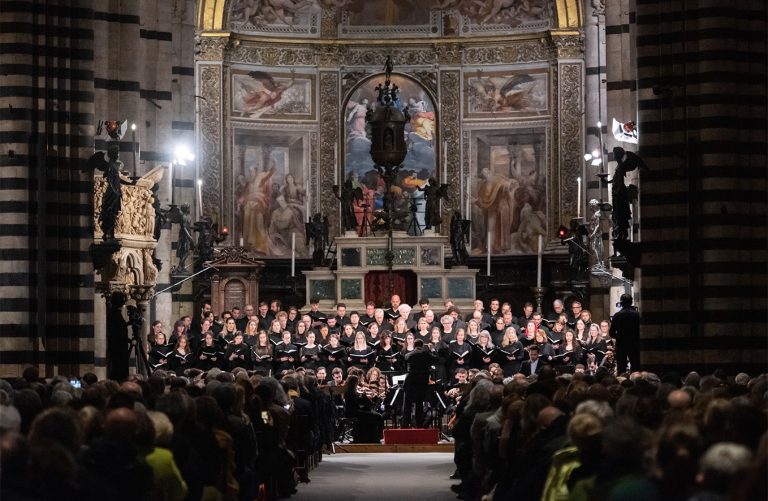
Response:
0,0,765,379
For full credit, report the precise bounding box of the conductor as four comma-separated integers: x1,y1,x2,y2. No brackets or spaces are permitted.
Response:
609,293,640,374
402,339,436,428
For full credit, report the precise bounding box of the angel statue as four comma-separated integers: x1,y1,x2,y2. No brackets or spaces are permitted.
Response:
194,217,226,265
86,145,137,241
333,179,363,232
588,199,604,267
604,147,646,241
305,213,329,267
418,178,449,230
450,211,471,266
167,204,194,273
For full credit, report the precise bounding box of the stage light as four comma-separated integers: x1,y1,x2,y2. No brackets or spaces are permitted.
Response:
557,225,569,244
173,145,195,166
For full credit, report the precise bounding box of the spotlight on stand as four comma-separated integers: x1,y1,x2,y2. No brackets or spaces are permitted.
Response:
557,225,569,244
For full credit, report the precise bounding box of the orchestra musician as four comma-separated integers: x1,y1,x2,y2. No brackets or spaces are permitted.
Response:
343,374,384,443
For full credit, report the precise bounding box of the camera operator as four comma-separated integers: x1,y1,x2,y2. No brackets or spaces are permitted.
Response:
609,293,640,373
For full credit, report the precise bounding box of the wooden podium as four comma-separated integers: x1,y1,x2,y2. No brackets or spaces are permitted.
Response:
208,247,266,314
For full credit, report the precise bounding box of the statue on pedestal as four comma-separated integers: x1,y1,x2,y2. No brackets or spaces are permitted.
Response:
88,145,137,241
418,178,449,229
588,199,604,267
450,211,471,266
305,213,329,266
168,204,194,273
608,147,644,241
333,179,362,232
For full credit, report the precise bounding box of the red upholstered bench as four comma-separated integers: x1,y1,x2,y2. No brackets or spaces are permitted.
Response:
383,428,440,445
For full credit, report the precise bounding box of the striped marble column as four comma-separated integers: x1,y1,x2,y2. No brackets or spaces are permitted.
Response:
635,0,767,374
0,0,96,376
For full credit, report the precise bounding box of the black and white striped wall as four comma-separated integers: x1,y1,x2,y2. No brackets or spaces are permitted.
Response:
0,0,196,377
634,0,767,374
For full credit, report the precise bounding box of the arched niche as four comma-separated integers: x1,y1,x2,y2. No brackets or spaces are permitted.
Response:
341,72,439,230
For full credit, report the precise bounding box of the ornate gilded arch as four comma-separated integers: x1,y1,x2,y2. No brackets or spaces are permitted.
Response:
195,0,583,34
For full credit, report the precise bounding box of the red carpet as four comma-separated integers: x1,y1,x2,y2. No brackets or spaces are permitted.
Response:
383,428,439,445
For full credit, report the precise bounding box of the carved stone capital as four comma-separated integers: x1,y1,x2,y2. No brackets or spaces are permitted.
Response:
552,34,585,59
196,35,231,61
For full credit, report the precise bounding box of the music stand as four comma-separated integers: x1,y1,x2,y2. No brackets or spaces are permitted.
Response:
359,203,375,237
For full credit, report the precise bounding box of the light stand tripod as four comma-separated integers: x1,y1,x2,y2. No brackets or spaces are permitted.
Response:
406,198,423,236
358,203,375,237
127,305,152,376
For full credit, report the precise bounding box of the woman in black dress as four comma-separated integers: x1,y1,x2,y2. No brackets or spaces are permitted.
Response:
376,331,399,375
582,323,607,365
170,334,193,375
268,319,284,346
398,332,416,371
413,317,431,345
471,330,496,371
448,328,472,381
292,320,309,350
196,332,222,371
320,333,346,374
273,330,298,375
339,323,356,349
300,331,320,371
555,329,582,368
428,327,449,384
533,328,556,364
226,332,252,370
366,322,382,349
218,317,238,348
243,320,260,347
465,320,481,346
348,331,375,371
149,332,174,372
251,330,273,375
497,327,524,376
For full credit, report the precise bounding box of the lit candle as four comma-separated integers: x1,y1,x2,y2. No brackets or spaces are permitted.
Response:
537,234,543,287
291,232,296,277
486,231,491,276
577,177,582,218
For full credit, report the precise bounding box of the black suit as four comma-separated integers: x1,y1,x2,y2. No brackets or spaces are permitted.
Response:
609,306,640,373
402,347,436,428
521,358,547,376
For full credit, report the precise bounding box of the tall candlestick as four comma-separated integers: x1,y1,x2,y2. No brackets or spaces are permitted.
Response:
196,179,203,217
486,231,491,276
442,141,447,182
536,234,543,287
131,123,138,176
291,232,296,277
334,143,339,184
577,177,582,218
239,237,244,247
305,178,310,218
169,161,174,206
